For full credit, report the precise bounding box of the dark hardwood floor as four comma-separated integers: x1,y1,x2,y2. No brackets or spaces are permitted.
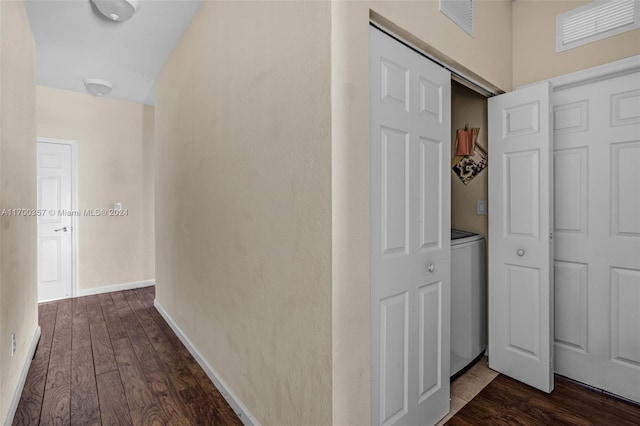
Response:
16,286,640,425
447,374,640,425
13,286,242,426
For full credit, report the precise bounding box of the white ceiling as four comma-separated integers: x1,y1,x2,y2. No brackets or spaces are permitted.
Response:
24,0,203,105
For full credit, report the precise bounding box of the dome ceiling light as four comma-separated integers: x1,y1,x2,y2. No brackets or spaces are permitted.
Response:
84,78,113,96
91,0,140,22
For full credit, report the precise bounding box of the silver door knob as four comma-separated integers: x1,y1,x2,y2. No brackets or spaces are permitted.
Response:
517,249,525,256
54,227,69,232
427,264,436,273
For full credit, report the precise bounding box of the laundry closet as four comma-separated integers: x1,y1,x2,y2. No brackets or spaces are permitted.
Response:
370,24,639,426
449,82,489,377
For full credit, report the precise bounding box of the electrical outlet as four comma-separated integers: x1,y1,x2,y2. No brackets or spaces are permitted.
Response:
11,332,16,356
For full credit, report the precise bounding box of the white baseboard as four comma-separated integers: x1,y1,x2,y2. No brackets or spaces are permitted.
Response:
153,300,259,426
4,326,41,426
78,279,155,297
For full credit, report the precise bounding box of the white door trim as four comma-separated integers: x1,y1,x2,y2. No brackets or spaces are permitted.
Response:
368,21,500,98
37,137,79,298
520,55,640,91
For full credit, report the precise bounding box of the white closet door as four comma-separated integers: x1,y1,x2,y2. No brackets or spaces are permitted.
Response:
488,82,554,393
553,71,640,403
370,26,451,426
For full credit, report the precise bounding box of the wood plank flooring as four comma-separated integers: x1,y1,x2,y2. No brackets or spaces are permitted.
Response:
12,286,242,426
447,374,640,425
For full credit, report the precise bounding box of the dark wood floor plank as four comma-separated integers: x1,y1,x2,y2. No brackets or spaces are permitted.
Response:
146,307,189,353
13,302,58,425
71,297,90,349
13,350,49,425
554,377,640,425
180,383,243,426
96,370,133,426
98,293,128,341
111,337,155,409
111,291,130,310
84,295,104,325
180,385,218,426
126,289,206,394
16,287,240,426
139,356,192,425
47,299,72,363
130,404,167,426
143,307,203,393
138,296,241,424
448,374,640,426
135,286,155,306
124,289,157,331
89,319,118,375
70,340,100,426
118,300,156,363
40,299,72,425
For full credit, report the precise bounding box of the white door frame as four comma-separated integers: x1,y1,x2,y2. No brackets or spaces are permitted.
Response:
523,55,640,91
37,137,79,298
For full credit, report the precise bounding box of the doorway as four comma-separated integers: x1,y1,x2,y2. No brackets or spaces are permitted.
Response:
36,138,78,302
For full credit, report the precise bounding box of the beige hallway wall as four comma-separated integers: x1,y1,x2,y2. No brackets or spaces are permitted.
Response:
36,86,155,290
513,0,640,87
154,2,332,425
0,0,38,422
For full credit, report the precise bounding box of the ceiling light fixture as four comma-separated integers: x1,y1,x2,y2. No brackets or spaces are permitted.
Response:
84,78,113,96
91,0,140,22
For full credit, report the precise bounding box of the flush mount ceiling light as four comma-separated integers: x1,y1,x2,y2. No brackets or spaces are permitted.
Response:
91,0,140,22
84,78,113,96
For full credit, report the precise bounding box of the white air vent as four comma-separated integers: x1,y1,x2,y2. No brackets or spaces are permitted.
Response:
440,0,474,37
557,0,640,52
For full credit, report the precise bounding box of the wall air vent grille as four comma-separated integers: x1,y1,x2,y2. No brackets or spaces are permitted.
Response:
557,0,639,52
440,0,474,37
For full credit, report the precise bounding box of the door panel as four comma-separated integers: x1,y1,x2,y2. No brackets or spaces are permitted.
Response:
610,268,640,366
611,141,640,236
37,142,73,302
488,82,554,393
418,281,442,401
381,127,410,255
506,265,540,359
370,26,451,426
554,147,588,234
380,292,409,425
553,71,640,403
419,138,441,249
553,260,588,353
504,150,540,238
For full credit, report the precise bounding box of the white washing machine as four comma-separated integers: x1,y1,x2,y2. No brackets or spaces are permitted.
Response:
450,229,487,377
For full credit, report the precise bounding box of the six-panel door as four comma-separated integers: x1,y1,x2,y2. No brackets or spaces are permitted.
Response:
370,26,451,426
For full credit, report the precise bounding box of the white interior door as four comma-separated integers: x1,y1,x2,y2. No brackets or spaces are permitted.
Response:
370,26,451,426
488,82,554,393
553,71,640,403
37,142,73,302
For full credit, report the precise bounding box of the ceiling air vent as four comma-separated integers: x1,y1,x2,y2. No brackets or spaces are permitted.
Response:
440,0,474,37
557,0,640,52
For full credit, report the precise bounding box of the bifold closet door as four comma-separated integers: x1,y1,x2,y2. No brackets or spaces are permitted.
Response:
488,82,555,394
370,26,451,426
553,71,640,403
